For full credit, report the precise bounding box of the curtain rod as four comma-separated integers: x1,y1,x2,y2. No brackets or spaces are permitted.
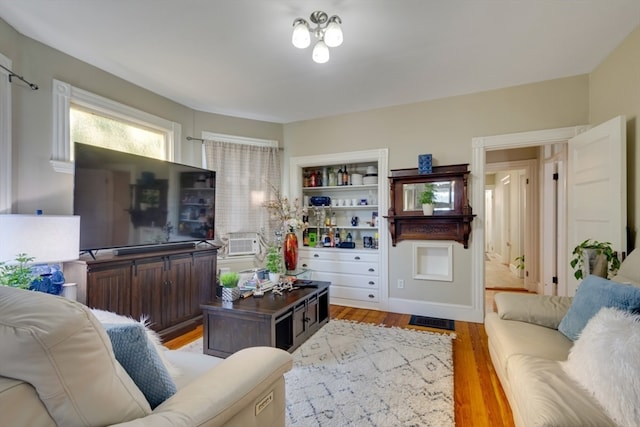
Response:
186,135,284,150
0,64,38,90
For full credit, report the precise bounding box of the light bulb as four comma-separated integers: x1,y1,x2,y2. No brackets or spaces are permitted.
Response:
292,20,311,49
324,18,343,47
312,40,330,63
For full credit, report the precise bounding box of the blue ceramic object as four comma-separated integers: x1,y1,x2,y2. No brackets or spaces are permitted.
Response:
28,264,65,295
418,154,433,174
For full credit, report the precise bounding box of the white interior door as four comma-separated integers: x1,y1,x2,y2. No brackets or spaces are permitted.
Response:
566,116,626,296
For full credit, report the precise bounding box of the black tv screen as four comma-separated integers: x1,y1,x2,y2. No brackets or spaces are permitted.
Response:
73,142,215,253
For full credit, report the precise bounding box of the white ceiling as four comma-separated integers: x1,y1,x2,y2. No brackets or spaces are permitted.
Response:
1,1,638,124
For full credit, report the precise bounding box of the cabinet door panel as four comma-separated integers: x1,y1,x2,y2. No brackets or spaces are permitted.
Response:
293,303,306,340
164,256,195,328
87,265,132,315
132,260,165,331
194,252,217,305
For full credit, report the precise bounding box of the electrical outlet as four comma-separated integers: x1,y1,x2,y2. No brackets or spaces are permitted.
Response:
397,279,404,289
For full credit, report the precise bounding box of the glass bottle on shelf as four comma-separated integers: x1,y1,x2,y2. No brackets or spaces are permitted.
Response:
328,167,337,186
342,164,349,186
337,166,343,186
302,215,309,246
303,171,310,187
309,170,317,187
322,167,328,187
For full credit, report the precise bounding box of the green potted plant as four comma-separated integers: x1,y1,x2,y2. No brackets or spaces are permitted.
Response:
219,271,240,301
419,183,436,215
265,246,283,284
0,253,39,289
570,239,620,280
513,254,525,278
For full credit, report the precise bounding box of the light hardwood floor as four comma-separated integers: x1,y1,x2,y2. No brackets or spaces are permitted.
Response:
165,306,515,427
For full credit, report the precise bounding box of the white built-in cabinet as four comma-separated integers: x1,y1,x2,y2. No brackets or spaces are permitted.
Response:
289,149,389,310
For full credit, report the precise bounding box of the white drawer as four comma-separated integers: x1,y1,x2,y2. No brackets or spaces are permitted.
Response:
299,248,378,263
331,286,379,302
299,258,378,276
311,271,378,289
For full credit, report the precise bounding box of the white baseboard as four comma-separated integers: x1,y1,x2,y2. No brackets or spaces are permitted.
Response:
387,297,484,324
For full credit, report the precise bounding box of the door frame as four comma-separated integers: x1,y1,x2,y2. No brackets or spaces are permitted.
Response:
469,125,588,322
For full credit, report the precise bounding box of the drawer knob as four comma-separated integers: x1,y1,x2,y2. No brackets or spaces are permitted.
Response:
354,256,361,260
368,281,375,285
314,254,319,258
368,294,375,299
368,268,375,272
302,263,308,268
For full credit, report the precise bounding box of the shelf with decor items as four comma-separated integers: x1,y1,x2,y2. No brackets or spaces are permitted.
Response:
290,149,389,310
386,163,475,248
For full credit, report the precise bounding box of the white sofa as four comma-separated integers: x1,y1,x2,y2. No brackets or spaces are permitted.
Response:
485,250,640,427
0,286,293,427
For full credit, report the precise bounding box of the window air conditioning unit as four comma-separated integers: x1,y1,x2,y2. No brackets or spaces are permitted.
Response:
227,232,259,256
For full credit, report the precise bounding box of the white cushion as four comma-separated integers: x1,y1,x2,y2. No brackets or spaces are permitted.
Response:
0,287,151,426
495,293,573,329
507,354,616,426
562,307,640,427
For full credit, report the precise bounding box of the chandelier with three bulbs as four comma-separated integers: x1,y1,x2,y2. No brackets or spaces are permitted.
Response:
291,11,343,64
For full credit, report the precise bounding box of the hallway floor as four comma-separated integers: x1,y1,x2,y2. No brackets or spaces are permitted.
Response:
485,253,530,314
485,252,525,289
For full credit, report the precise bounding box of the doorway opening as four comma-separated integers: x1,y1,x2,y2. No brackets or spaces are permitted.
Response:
470,126,586,322
484,168,526,291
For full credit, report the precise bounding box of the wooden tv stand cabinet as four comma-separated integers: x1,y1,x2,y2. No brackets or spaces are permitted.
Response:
201,281,330,358
63,246,217,341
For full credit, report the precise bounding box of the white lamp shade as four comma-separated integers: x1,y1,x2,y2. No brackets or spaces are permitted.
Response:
0,215,80,264
312,40,330,63
324,21,343,47
292,22,311,49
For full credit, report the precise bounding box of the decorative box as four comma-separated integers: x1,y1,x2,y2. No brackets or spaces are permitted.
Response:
418,154,433,174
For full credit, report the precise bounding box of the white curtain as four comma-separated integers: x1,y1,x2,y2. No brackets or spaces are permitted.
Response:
203,139,280,248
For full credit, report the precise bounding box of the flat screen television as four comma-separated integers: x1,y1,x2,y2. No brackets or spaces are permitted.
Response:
73,142,216,255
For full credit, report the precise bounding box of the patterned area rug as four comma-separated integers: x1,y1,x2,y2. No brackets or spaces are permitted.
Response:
288,320,454,426
179,320,455,426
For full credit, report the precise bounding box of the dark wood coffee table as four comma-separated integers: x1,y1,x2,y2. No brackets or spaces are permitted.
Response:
201,281,330,358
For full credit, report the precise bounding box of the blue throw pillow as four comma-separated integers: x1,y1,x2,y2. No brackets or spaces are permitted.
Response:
558,275,640,341
103,323,177,408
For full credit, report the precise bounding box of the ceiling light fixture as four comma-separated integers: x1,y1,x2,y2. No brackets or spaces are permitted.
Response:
292,11,343,64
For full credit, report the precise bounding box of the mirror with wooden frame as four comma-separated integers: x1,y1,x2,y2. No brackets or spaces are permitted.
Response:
386,164,475,247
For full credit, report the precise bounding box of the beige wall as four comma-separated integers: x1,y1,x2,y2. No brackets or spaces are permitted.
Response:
0,18,283,215
284,76,589,305
589,26,640,249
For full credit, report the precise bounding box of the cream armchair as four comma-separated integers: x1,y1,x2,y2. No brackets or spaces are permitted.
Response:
0,286,293,427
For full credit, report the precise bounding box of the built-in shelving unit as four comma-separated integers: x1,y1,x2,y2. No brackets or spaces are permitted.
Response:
290,149,389,311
